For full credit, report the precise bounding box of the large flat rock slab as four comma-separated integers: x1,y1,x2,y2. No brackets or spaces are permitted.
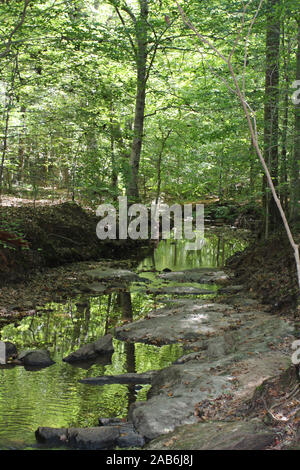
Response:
115,297,293,349
129,362,234,440
125,309,293,440
146,419,278,450
115,300,239,345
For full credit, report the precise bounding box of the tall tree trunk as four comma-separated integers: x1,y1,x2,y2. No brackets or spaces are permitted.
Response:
263,0,281,235
156,128,172,204
249,144,256,199
127,0,148,202
110,114,118,201
290,20,300,222
0,105,11,199
280,22,290,213
18,105,26,184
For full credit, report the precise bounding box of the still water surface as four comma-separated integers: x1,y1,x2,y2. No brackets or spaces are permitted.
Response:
0,228,248,449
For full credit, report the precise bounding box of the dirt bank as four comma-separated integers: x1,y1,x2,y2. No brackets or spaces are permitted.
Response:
0,202,150,284
226,230,300,313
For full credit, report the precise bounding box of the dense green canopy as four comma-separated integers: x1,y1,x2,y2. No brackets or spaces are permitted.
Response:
0,0,299,216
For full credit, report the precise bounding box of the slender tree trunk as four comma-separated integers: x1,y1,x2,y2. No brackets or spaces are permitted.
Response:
280,90,289,212
0,106,10,199
156,129,172,204
280,22,290,213
263,0,281,235
249,144,255,199
18,105,26,184
110,115,118,201
127,0,148,202
290,20,300,222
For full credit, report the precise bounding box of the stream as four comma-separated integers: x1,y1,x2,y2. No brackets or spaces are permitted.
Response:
0,227,252,449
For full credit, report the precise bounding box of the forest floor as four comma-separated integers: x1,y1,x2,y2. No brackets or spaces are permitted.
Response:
226,230,300,315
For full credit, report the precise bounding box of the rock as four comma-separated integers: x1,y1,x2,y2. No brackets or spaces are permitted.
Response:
115,300,236,345
117,423,145,448
85,269,141,283
157,269,229,284
128,363,234,440
146,419,278,450
63,334,114,363
4,341,17,360
147,286,216,296
35,424,145,450
218,285,244,294
67,427,119,450
80,370,157,386
36,426,119,450
98,419,145,448
85,283,107,294
123,309,293,441
99,418,124,426
36,427,68,446
18,349,55,368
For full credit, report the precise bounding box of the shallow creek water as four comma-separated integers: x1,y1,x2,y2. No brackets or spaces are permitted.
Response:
0,228,249,449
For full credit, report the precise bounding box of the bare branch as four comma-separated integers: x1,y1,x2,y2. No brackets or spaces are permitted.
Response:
175,1,228,63
229,0,252,61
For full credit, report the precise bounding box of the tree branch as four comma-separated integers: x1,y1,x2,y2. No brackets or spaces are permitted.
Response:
0,0,31,59
114,6,137,57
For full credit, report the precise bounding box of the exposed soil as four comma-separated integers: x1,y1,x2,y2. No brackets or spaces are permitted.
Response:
0,202,151,285
226,230,300,314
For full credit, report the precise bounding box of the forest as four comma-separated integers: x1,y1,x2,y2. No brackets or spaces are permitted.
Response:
0,0,300,454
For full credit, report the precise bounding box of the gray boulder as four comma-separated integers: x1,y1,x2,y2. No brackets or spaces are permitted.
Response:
18,349,55,367
63,334,114,363
35,427,68,447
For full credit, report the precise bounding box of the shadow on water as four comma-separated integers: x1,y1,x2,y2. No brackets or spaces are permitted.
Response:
0,228,249,449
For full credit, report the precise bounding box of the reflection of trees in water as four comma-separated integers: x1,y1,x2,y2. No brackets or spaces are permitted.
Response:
120,291,133,321
1,288,155,358
139,231,248,270
71,297,91,349
125,341,137,412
